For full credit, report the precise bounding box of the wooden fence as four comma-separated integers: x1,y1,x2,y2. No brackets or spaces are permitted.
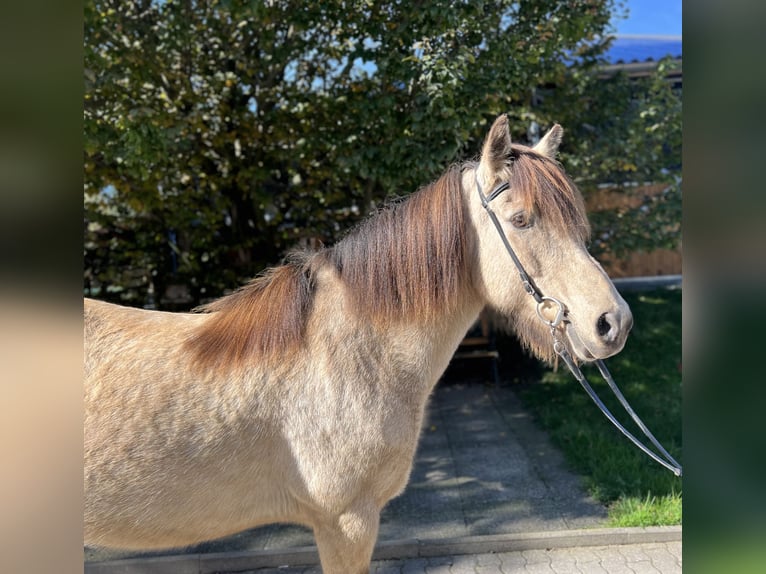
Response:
586,183,681,278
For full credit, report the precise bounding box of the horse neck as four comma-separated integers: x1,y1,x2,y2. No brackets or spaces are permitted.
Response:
405,295,485,388
306,168,489,392
311,253,485,399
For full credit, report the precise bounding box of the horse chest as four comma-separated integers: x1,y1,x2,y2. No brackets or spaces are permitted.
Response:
279,374,428,508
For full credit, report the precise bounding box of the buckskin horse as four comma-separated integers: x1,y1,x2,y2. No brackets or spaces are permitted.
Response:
84,115,632,573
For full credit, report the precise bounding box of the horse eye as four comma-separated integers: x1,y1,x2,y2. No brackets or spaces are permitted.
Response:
511,211,531,229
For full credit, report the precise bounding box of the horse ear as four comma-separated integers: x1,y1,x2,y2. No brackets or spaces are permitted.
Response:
478,114,512,184
533,124,563,159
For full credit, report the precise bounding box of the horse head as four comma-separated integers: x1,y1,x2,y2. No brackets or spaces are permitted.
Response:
467,114,633,363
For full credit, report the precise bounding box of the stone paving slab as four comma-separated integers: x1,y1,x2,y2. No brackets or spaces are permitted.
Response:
84,528,682,574
228,540,683,574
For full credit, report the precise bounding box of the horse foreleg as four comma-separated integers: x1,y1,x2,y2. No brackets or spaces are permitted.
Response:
313,499,380,574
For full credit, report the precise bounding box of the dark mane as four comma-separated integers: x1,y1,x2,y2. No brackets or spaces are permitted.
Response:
185,151,588,371
321,164,469,322
186,166,468,370
508,144,590,242
185,252,316,370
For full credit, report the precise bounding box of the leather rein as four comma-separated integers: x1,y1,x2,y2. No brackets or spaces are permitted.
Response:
476,174,682,477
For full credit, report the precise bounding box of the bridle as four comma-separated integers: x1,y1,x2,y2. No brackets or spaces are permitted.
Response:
476,174,682,477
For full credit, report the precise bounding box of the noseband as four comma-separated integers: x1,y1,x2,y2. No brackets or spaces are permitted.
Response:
477,174,682,477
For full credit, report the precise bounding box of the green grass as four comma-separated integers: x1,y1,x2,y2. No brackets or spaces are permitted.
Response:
510,288,682,526
608,491,682,527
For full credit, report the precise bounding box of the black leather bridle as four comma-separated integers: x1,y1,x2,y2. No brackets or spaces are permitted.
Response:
476,173,682,477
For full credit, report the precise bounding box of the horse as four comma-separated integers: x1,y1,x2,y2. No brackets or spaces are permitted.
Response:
84,114,632,573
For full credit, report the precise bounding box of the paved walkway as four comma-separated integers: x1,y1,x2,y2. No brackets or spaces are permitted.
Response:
85,380,681,573
240,540,682,573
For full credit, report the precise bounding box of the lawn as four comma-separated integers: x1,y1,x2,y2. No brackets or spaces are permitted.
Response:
503,288,682,526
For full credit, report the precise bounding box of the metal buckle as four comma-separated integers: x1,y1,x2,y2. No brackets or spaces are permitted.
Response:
536,296,565,328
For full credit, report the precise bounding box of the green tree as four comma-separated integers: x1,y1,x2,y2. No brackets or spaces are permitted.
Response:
540,57,682,259
85,0,678,309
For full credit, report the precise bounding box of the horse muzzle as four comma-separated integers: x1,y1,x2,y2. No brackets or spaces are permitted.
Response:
564,305,633,362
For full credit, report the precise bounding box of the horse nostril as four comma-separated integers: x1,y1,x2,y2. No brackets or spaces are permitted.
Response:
596,313,611,338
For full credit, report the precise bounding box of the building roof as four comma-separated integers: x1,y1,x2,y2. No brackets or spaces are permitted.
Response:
605,34,682,64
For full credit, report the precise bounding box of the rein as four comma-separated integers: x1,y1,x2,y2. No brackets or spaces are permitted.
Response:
477,175,682,477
